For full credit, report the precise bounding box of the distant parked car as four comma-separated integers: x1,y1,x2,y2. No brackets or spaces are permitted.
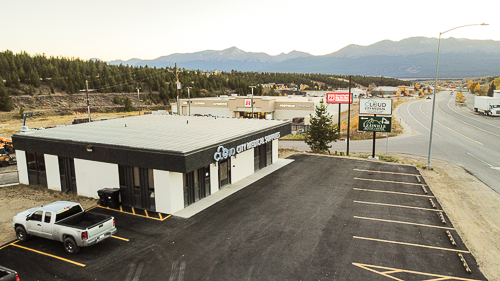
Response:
426,96,431,99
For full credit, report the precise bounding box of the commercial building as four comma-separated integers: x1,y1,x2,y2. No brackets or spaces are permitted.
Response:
173,95,350,123
13,115,291,214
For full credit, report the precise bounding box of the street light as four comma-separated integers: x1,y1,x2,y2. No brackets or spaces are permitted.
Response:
426,23,488,169
186,87,192,116
249,86,256,118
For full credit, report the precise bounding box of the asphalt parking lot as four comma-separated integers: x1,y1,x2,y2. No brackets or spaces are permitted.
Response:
0,154,486,280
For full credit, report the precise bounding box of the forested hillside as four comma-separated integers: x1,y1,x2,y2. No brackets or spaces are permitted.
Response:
0,50,411,112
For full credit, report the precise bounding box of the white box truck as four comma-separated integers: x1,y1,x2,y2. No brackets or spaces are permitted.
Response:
474,91,500,116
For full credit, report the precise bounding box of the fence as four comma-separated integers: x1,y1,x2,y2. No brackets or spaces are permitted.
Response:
0,170,19,186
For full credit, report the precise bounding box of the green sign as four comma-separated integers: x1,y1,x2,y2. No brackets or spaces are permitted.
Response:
359,116,392,132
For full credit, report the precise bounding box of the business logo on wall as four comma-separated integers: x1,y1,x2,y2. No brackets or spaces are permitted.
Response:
359,98,393,115
214,132,281,162
244,99,252,107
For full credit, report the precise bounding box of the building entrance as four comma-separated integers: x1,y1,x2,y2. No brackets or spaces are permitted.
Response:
219,158,231,189
119,165,155,211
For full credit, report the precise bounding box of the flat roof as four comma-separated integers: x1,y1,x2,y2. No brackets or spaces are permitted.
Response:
17,115,290,153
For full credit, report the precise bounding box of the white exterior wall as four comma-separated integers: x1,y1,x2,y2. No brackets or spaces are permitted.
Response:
16,150,28,184
230,149,254,184
185,107,233,116
272,139,279,164
74,159,120,198
210,163,219,194
274,109,314,120
44,154,61,191
153,170,184,214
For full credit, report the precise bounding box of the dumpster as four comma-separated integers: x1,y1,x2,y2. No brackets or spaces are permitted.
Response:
97,189,108,207
105,188,120,208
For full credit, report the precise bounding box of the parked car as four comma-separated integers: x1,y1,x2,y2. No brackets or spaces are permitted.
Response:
0,265,18,281
13,201,116,254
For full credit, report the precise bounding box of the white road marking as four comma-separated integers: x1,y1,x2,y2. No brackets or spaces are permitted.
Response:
467,152,493,167
132,263,144,281
403,101,442,138
446,94,500,130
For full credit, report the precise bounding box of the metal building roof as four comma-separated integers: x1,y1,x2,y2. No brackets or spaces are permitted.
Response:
17,115,290,153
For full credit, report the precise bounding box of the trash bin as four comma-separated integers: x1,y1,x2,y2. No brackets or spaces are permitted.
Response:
97,188,108,207
105,188,121,208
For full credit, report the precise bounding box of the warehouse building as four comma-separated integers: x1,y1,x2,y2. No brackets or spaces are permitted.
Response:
13,115,291,215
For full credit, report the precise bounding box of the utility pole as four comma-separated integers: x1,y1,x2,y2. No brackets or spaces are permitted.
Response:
79,80,94,122
249,86,256,118
347,75,351,156
186,87,192,116
136,87,141,115
168,63,183,115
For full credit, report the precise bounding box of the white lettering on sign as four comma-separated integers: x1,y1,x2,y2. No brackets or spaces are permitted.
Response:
214,132,281,161
194,102,205,105
359,98,393,115
279,104,296,108
213,103,228,106
298,105,311,108
326,93,352,104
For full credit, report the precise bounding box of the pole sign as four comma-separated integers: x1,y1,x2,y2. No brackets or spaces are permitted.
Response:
359,98,393,115
244,99,252,107
326,93,352,104
359,116,392,132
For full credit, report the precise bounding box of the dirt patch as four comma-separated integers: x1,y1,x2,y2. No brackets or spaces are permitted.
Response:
0,184,97,246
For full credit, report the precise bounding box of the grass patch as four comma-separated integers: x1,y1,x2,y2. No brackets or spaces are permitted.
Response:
280,134,306,140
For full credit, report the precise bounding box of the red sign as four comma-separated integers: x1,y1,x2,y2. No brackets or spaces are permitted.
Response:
244,99,252,107
326,93,352,104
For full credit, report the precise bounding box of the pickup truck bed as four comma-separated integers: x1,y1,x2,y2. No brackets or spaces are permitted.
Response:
57,212,111,229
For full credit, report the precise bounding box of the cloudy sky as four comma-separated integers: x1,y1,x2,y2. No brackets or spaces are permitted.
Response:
1,0,498,61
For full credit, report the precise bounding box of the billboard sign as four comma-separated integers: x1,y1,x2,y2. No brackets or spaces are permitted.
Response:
326,92,352,104
359,98,393,115
359,116,392,132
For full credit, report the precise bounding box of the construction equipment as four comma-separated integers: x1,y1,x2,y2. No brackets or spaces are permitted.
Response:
0,137,14,154
0,147,16,167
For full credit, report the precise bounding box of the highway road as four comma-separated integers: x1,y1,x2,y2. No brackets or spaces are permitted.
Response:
280,90,500,193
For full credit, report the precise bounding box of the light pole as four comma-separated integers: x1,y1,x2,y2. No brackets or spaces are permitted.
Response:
426,23,488,169
186,87,192,116
136,87,141,115
249,86,256,118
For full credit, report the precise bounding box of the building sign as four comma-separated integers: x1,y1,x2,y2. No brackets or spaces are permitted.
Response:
182,102,188,105
213,102,227,106
193,102,205,105
298,105,312,108
359,98,393,115
326,92,352,104
214,132,281,162
359,116,392,132
244,99,252,107
279,104,296,108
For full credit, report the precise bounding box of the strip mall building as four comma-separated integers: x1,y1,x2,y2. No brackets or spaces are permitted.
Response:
173,95,349,122
13,115,291,214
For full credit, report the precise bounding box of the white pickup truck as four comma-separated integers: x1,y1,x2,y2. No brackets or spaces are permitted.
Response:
13,201,116,254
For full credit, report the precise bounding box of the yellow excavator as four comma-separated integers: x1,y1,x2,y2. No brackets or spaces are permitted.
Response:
0,137,14,154
0,146,16,167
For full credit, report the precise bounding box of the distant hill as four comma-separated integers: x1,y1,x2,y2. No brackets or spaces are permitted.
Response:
107,37,500,78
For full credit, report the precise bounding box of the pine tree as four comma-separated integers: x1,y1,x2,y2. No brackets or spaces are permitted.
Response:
304,99,339,153
0,77,14,111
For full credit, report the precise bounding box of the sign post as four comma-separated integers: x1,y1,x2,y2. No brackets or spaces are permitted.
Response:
326,76,353,155
358,98,393,159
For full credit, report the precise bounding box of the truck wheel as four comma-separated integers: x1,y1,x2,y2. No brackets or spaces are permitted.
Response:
64,237,80,254
15,226,30,242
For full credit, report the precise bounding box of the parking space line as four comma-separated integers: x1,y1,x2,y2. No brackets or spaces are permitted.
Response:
353,263,483,281
111,235,130,241
95,206,167,221
85,205,99,211
0,242,13,250
355,177,424,186
10,242,86,267
353,188,434,198
354,169,420,176
354,216,454,230
354,200,442,212
353,236,469,253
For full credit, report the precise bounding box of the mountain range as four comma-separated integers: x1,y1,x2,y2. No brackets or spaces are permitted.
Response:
107,37,500,78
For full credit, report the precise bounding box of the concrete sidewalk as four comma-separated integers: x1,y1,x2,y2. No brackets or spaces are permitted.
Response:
174,158,294,218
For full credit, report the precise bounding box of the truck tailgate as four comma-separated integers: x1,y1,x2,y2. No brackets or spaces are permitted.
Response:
87,217,114,239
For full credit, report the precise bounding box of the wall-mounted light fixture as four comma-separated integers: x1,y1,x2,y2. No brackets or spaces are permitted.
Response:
86,145,93,152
